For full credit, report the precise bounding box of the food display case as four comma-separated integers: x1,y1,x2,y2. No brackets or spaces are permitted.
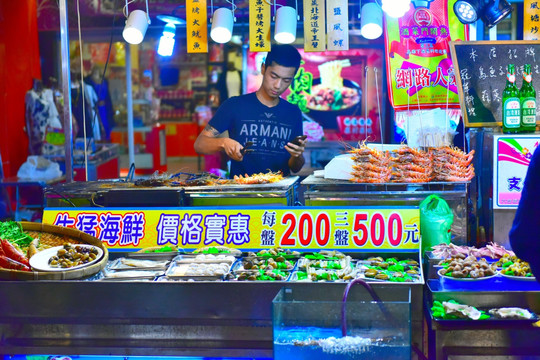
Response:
425,268,540,359
302,175,470,243
44,176,299,208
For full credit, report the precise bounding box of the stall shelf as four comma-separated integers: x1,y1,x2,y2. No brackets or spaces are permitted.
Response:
44,176,299,208
302,175,470,243
426,278,540,360
0,281,415,358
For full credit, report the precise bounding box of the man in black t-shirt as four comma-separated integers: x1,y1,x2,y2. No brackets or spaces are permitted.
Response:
194,44,306,177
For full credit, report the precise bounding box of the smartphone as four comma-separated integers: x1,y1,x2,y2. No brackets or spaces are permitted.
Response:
290,135,307,146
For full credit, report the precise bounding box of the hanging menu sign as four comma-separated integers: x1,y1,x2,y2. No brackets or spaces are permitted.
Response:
450,40,540,127
249,0,271,52
524,0,540,40
326,0,348,51
186,0,208,53
304,0,326,52
384,0,468,111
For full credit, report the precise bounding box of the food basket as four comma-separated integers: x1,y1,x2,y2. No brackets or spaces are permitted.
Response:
0,222,109,281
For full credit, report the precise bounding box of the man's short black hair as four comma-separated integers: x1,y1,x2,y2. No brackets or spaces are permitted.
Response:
264,44,302,73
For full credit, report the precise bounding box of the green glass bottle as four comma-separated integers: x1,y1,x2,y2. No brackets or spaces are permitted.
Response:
502,64,521,134
520,64,537,133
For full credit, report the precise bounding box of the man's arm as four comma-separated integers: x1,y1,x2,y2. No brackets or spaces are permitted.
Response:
194,124,244,161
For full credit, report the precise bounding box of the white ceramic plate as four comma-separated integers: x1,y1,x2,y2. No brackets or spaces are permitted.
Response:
499,272,537,281
30,244,103,272
437,268,497,281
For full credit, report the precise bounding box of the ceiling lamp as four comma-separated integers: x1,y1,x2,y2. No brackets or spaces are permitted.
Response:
361,2,383,40
482,0,513,28
122,0,150,45
156,15,185,57
381,0,411,18
453,0,512,27
211,8,234,43
453,0,481,23
274,6,298,44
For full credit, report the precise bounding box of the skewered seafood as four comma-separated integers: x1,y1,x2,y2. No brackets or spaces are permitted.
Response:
233,171,284,184
348,144,391,183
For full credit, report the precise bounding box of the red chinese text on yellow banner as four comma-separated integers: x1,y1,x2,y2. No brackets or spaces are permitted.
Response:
249,0,271,52
304,0,326,52
43,208,421,251
524,0,540,40
326,0,348,51
186,0,208,53
384,0,468,110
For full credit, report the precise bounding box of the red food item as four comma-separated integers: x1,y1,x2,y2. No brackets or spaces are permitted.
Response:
1,239,30,266
0,255,30,271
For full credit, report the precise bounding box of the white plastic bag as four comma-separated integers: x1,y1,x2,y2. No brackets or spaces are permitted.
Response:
17,156,63,180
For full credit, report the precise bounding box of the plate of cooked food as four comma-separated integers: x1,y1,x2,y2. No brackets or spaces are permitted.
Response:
29,244,103,272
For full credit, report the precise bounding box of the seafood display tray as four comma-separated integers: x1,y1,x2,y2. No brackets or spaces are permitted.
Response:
430,307,539,327
302,175,469,190
182,176,299,192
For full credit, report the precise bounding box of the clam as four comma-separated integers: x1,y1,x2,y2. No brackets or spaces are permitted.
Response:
375,273,389,280
407,260,419,266
364,269,378,278
406,269,418,275
276,256,286,263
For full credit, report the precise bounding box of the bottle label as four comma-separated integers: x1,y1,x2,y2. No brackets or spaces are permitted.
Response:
504,98,521,127
524,73,532,83
522,97,537,125
507,74,516,83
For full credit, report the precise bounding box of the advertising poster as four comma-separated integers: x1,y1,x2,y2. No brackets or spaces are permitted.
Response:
43,207,420,252
493,135,540,209
384,0,468,111
247,49,384,142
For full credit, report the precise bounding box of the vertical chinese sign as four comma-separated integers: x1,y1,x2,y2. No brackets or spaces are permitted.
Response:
524,0,540,40
326,0,348,51
186,0,208,53
493,135,540,209
304,0,326,52
384,0,468,110
249,0,271,52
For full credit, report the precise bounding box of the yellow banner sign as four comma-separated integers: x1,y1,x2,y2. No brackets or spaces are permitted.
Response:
524,0,540,40
304,0,326,52
186,0,208,53
249,0,271,52
326,0,349,51
43,207,420,252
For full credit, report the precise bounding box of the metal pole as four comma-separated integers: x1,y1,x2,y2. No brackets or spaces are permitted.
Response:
125,44,135,169
59,0,74,182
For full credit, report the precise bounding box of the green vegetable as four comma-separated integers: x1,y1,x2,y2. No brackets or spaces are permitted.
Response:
0,221,33,248
203,247,229,254
297,271,308,280
502,261,513,268
145,245,176,253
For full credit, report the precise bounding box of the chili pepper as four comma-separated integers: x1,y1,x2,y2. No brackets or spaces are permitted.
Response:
0,255,30,271
1,239,30,266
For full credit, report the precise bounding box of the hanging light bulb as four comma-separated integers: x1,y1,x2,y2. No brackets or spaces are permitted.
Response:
361,3,383,40
274,6,297,44
158,23,176,56
211,7,234,43
156,15,185,57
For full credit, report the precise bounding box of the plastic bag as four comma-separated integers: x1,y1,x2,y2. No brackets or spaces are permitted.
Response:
17,156,63,181
420,194,454,253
